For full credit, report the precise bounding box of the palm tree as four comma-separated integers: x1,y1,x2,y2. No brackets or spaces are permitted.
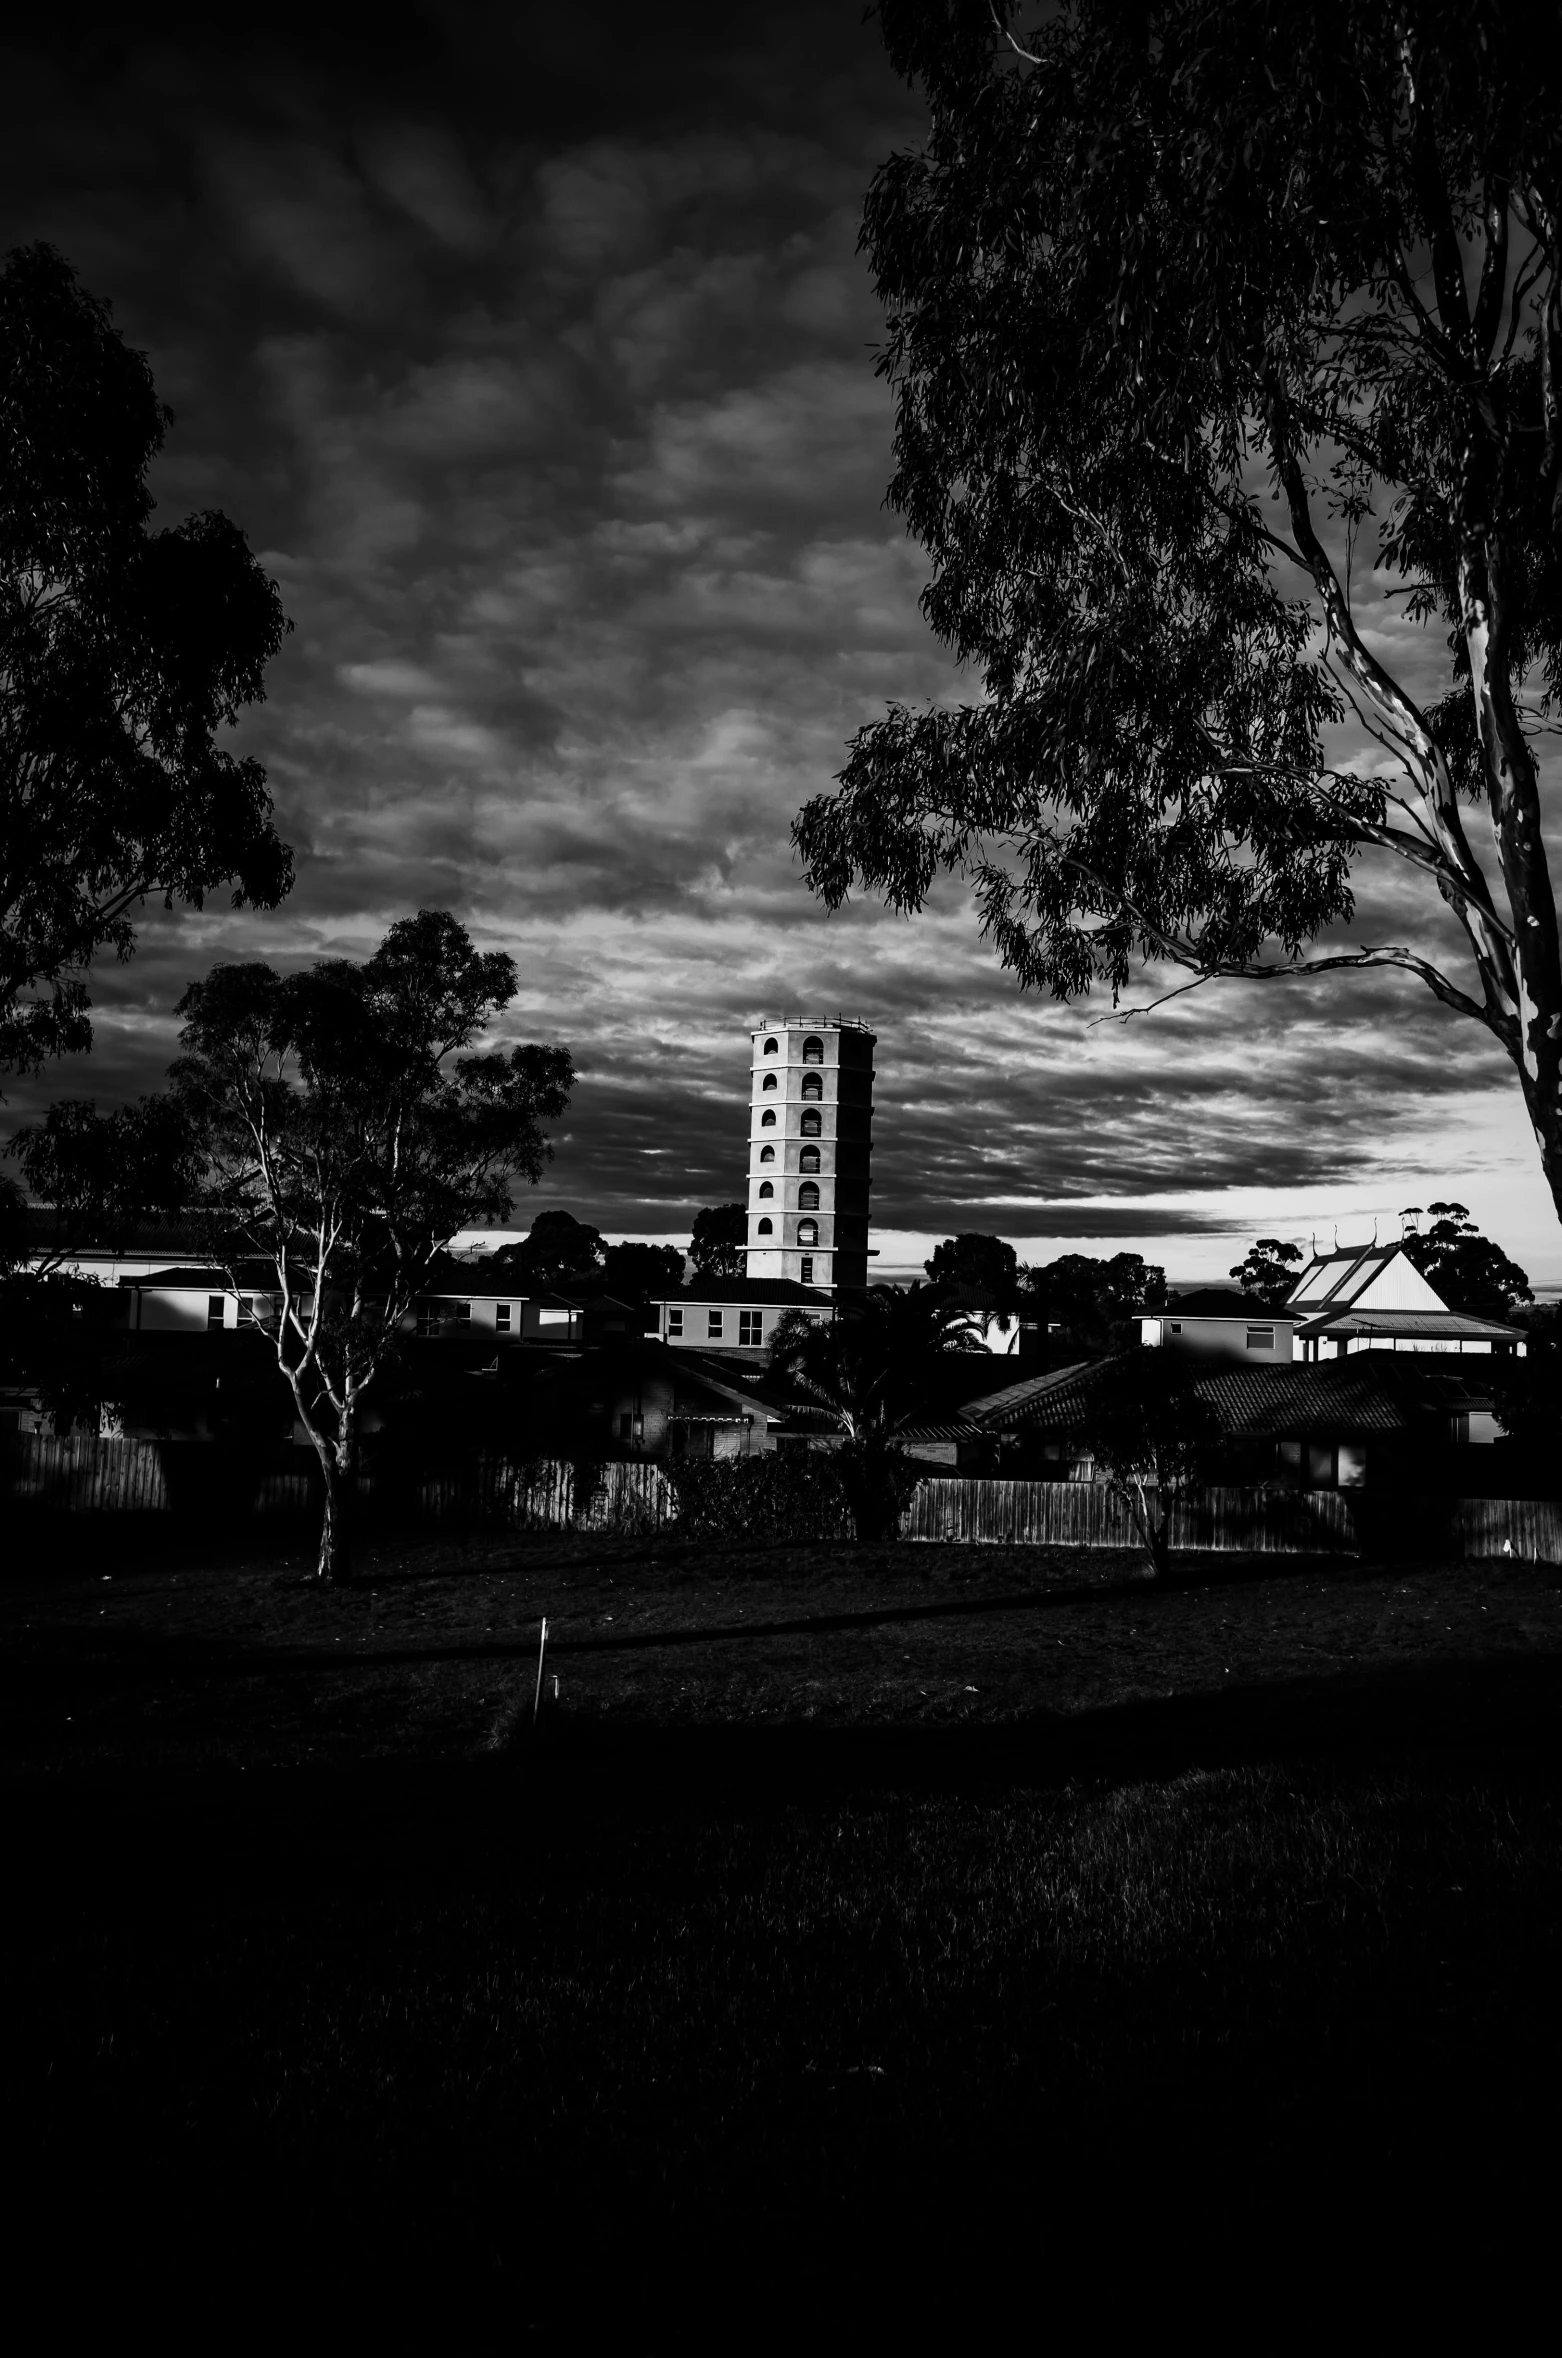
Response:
768,1283,986,1537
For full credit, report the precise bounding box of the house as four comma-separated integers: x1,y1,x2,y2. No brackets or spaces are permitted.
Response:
1282,1243,1528,1360
648,1278,834,1358
1141,1289,1297,1364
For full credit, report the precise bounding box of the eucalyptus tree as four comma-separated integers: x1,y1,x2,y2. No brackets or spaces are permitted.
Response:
1,243,291,1078
796,3,1562,1221
172,911,574,1581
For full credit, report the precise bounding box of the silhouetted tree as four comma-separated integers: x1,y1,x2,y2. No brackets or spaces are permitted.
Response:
492,1209,606,1291
689,1202,746,1281
924,1232,1020,1294
602,1239,686,1300
169,911,573,1581
1399,1202,1532,1313
1229,1239,1306,1311
1079,1349,1221,1578
11,1094,202,1263
1025,1251,1166,1347
797,4,1562,1230
1,243,291,1080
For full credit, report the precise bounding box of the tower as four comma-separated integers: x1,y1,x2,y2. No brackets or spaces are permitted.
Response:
744,1016,875,1292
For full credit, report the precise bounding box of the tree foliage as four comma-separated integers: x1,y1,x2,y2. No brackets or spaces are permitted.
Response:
1024,1250,1166,1343
796,2,1562,1222
492,1208,606,1291
689,1202,747,1280
167,910,573,1579
11,1093,202,1261
1399,1200,1531,1311
924,1230,1021,1295
1229,1238,1306,1310
602,1238,687,1300
1,244,292,1078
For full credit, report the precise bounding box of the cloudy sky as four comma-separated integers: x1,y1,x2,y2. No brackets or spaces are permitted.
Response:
4,1,1558,1281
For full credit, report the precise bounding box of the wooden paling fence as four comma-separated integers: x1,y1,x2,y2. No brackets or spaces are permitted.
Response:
3,1434,1559,1561
1454,1495,1562,1564
898,1479,1357,1553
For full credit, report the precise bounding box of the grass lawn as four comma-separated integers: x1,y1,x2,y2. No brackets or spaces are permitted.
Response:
6,1520,1561,2332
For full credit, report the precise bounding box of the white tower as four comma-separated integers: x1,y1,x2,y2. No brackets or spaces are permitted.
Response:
744,1017,875,1292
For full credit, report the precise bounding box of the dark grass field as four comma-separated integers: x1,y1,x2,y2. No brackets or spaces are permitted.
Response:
5,1519,1561,2334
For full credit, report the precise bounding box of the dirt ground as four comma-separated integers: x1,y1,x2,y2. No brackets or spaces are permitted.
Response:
5,1518,1559,1776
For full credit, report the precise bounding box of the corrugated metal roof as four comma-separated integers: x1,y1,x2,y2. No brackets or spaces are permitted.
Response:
1295,1307,1525,1341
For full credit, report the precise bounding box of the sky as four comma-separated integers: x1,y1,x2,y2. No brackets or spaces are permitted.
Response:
3,0,1559,1283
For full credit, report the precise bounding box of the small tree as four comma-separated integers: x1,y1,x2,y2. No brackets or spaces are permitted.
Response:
2,244,291,1080
11,1093,203,1267
769,1283,985,1536
1229,1240,1306,1311
1399,1202,1532,1314
171,911,573,1581
689,1202,747,1281
1080,1350,1221,1579
924,1232,1020,1294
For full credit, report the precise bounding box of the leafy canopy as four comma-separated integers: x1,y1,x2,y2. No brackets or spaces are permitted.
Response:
1229,1238,1306,1310
1,244,291,1078
1399,1200,1531,1312
493,1209,607,1291
689,1202,747,1281
797,2,1562,1221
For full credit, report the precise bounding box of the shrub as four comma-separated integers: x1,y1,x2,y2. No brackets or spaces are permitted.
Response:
665,1453,853,1543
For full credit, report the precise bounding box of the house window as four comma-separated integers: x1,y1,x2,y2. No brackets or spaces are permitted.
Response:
708,1310,724,1339
1246,1326,1275,1352
762,1072,778,1091
667,1307,684,1336
758,1181,773,1199
799,1146,820,1173
207,1295,226,1330
797,1220,818,1246
739,1311,762,1346
761,1109,776,1128
453,1302,471,1326
800,1256,814,1284
495,1302,512,1332
801,1072,823,1100
800,1109,821,1138
757,1217,773,1236
416,1300,437,1335
798,1182,820,1211
763,1037,778,1055
802,1036,824,1063
1169,1320,1182,1334
759,1144,775,1163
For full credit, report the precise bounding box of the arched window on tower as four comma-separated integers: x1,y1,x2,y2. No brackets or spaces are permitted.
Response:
757,1217,773,1236
761,1072,778,1092
798,1183,820,1211
799,1146,820,1174
763,1037,778,1055
761,1109,776,1128
801,1073,823,1101
800,1109,821,1138
802,1036,824,1063
758,1181,773,1199
759,1143,775,1163
796,1219,818,1247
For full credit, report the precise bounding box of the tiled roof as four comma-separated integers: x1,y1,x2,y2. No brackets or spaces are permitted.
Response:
1194,1363,1413,1437
899,1420,985,1444
964,1359,1109,1431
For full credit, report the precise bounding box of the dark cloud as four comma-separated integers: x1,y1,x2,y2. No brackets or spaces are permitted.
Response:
3,3,1556,1272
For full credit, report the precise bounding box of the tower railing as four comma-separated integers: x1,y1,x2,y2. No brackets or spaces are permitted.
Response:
751,1015,875,1035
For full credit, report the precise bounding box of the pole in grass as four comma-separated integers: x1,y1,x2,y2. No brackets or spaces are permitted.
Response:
532,1615,550,1730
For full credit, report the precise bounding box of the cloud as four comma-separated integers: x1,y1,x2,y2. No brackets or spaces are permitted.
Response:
2,2,1558,1278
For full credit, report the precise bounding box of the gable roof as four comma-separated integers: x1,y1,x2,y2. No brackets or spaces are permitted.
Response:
1284,1243,1446,1314
1294,1305,1526,1342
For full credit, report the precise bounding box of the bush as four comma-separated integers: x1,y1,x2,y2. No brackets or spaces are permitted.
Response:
665,1453,853,1543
